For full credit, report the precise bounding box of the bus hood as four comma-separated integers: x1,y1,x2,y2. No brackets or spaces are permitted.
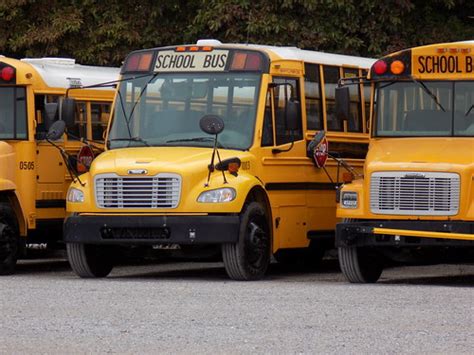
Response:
366,138,474,172
89,146,253,177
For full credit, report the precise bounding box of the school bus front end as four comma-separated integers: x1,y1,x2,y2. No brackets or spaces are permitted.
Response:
335,42,474,283
64,46,276,280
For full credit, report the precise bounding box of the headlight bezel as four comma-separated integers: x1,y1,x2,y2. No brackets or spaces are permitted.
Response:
67,187,85,203
341,191,358,209
197,187,236,203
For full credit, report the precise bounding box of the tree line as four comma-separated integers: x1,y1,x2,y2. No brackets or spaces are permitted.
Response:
0,0,472,66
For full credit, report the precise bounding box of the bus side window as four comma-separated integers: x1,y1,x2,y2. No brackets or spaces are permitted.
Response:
343,68,363,132
261,90,274,147
91,103,110,141
304,63,323,130
35,95,60,139
323,66,342,131
35,95,46,136
273,77,303,146
68,101,87,140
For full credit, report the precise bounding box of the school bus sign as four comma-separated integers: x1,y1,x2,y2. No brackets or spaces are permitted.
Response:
413,46,474,79
155,50,229,72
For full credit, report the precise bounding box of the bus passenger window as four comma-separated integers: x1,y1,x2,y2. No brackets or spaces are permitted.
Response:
343,68,363,132
34,95,46,136
304,63,323,130
323,66,342,131
91,103,110,141
68,102,87,140
261,91,274,147
273,77,302,146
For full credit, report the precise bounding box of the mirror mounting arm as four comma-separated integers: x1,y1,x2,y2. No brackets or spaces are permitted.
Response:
272,140,294,154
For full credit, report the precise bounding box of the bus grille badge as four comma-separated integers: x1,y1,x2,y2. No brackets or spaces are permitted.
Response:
128,169,148,175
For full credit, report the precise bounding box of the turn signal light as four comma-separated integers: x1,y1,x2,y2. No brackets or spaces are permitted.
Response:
228,162,240,174
342,172,354,183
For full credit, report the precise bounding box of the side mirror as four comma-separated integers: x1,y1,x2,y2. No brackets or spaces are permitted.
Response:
46,120,66,141
199,115,225,135
285,100,300,131
335,86,350,122
61,98,76,129
43,103,58,131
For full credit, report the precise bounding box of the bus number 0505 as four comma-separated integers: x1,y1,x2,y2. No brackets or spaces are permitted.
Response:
19,161,35,170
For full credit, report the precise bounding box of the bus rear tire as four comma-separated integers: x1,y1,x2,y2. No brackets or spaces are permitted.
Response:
338,246,383,283
0,203,20,275
222,202,270,281
67,243,114,278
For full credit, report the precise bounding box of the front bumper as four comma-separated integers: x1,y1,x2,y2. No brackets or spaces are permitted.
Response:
64,214,240,245
336,220,474,247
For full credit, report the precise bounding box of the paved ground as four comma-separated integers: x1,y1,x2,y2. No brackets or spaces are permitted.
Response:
0,256,473,354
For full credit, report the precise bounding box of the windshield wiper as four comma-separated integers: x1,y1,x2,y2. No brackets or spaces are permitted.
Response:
109,73,159,146
109,137,150,147
166,137,213,143
410,77,446,112
166,137,227,148
465,104,474,116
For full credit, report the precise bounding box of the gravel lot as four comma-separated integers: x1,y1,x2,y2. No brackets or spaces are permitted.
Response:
1,256,473,354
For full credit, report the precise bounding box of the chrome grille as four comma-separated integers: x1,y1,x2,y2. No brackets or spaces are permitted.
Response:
370,172,460,216
95,173,181,209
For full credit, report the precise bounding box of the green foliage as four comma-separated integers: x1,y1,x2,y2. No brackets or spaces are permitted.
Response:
0,0,472,66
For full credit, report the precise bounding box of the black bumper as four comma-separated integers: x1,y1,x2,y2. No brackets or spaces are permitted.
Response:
64,214,240,245
336,220,474,247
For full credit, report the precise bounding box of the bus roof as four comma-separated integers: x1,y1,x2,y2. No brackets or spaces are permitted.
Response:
20,57,120,89
196,39,376,68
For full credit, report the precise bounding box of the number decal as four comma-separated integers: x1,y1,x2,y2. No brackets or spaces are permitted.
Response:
19,161,35,170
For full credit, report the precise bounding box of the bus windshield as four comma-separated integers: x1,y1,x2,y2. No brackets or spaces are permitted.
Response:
375,81,474,137
0,87,27,140
108,72,261,150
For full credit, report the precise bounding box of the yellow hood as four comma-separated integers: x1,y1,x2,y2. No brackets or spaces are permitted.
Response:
90,146,252,177
367,138,474,173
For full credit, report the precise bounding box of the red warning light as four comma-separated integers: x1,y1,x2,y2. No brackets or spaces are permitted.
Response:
1,67,15,81
373,60,388,75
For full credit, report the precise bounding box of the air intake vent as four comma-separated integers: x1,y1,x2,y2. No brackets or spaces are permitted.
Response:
95,173,181,209
370,172,459,216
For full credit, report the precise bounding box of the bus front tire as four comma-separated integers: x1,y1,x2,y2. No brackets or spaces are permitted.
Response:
338,246,383,283
67,243,114,278
0,203,20,275
222,202,270,281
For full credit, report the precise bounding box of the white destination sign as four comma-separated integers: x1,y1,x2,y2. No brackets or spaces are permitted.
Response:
154,50,229,72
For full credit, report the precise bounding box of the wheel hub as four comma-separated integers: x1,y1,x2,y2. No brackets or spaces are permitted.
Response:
245,221,268,267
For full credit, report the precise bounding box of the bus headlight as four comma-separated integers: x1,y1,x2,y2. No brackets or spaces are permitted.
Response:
67,188,85,203
341,191,358,208
197,188,236,203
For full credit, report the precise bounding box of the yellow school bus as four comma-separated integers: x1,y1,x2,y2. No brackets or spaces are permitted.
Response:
0,56,119,274
62,40,374,280
335,41,474,283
